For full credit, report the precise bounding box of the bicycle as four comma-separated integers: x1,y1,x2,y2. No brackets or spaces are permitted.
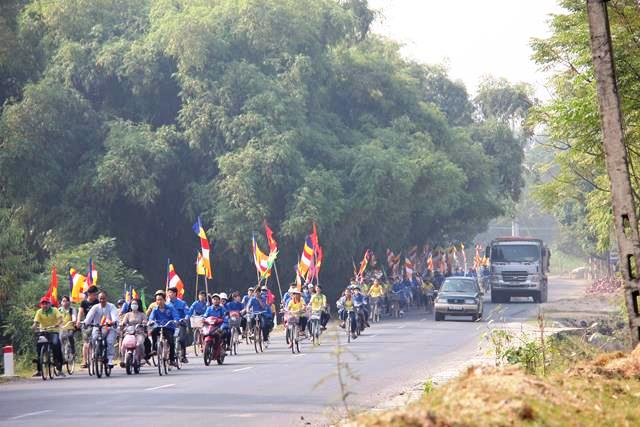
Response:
173,320,188,370
309,310,322,346
390,292,402,318
190,315,204,357
344,310,354,343
250,312,264,353
60,322,76,375
150,320,177,376
287,310,304,354
35,326,62,381
370,297,381,323
228,311,242,356
89,323,113,379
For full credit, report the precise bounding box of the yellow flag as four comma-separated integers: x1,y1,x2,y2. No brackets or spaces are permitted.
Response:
196,252,206,276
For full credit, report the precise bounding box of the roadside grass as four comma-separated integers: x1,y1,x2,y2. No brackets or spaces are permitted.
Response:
349,344,640,426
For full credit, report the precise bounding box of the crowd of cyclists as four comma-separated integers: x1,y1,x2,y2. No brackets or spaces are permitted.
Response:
31,263,488,379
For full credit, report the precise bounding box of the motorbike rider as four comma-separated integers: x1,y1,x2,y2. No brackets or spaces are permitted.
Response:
352,285,370,328
77,285,99,368
83,290,119,368
32,297,63,376
148,290,179,365
119,298,149,366
203,294,229,349
166,286,189,364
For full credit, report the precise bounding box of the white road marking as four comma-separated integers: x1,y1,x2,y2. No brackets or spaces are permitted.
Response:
10,410,53,420
420,318,427,321
294,353,306,357
368,335,377,339
232,366,253,373
144,383,175,391
225,414,256,418
397,324,407,329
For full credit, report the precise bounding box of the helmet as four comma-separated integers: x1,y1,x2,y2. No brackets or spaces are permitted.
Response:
292,289,302,295
219,292,228,300
117,299,125,306
211,293,220,299
307,283,315,289
261,286,268,292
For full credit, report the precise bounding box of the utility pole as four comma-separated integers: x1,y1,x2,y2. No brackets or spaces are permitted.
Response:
586,0,640,348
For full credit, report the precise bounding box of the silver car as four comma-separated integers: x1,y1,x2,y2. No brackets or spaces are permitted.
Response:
434,277,484,321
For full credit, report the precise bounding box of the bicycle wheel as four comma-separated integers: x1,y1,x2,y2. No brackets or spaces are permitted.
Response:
65,341,75,375
253,324,261,354
162,340,169,374
294,326,300,354
39,345,49,381
174,341,183,370
346,317,351,343
94,341,103,378
290,326,297,354
157,340,164,376
193,329,201,357
231,328,239,355
87,341,95,376
103,341,111,377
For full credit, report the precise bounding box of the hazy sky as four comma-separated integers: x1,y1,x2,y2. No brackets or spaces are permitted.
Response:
368,0,564,97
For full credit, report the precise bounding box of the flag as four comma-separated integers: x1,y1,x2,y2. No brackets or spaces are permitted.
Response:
427,253,434,271
264,222,278,253
70,268,87,303
474,245,482,269
461,243,467,271
196,251,206,276
407,245,418,261
140,289,147,311
125,286,131,303
315,244,323,275
295,264,302,291
132,288,139,300
168,264,185,299
298,236,315,279
357,249,370,279
43,266,59,307
193,216,212,279
86,257,98,288
405,257,414,277
252,234,272,278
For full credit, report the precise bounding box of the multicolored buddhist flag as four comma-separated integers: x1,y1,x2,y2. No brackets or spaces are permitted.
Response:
168,263,185,299
297,236,315,279
264,222,278,253
196,251,207,276
43,266,59,307
252,234,272,279
405,257,414,277
132,288,139,300
86,257,98,288
357,249,370,279
193,216,212,279
70,268,87,303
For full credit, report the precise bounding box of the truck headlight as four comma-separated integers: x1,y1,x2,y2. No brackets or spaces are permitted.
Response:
529,274,540,281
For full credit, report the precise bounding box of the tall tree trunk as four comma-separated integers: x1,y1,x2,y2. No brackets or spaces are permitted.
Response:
586,0,640,348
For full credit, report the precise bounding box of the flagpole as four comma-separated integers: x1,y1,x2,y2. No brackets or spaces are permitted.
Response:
195,251,199,296
273,261,283,301
165,258,170,293
204,275,209,297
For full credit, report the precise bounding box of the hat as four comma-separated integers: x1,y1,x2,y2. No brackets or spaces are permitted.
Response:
292,289,302,295
248,287,255,291
211,293,220,298
307,283,315,289
39,297,51,305
154,289,166,297
219,292,228,300
261,286,268,292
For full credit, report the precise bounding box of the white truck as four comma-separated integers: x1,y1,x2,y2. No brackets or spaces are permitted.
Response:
486,237,550,303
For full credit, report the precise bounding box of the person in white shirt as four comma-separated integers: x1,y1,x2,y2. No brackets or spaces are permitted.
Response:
83,290,119,368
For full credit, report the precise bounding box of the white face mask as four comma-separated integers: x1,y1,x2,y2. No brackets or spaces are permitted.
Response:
130,304,139,311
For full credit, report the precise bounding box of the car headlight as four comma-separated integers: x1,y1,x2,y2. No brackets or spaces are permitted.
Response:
464,298,476,304
529,274,540,281
436,297,446,304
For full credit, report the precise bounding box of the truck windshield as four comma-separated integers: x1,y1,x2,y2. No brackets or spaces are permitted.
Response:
491,244,540,263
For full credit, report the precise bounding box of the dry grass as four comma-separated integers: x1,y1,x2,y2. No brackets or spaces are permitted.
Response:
348,345,640,427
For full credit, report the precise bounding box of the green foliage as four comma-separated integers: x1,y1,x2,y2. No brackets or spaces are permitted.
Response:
530,0,640,255
0,0,525,309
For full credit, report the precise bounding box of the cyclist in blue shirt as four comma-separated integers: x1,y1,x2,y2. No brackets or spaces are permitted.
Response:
247,287,273,344
187,291,208,318
149,291,179,365
167,287,189,363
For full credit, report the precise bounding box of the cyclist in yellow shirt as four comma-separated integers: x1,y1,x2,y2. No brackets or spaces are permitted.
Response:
286,290,307,347
32,297,63,376
58,295,77,359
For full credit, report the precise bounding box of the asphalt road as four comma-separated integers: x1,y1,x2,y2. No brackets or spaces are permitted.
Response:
0,277,585,427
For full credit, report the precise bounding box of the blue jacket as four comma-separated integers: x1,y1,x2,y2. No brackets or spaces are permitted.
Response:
283,293,292,307
225,301,244,312
302,291,312,305
247,295,271,318
187,300,208,317
167,298,188,319
353,293,365,306
392,282,403,293
203,305,228,330
149,305,179,330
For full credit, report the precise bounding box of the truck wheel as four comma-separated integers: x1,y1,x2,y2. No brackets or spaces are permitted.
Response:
532,291,541,303
491,291,502,304
435,312,444,321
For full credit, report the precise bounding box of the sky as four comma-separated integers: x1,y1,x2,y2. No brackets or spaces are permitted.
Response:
368,0,564,98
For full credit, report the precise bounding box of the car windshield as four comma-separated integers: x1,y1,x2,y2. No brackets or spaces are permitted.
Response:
441,279,476,293
491,244,540,263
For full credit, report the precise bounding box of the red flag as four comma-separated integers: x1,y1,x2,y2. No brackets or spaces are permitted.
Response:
357,249,370,279
44,266,59,307
264,222,278,253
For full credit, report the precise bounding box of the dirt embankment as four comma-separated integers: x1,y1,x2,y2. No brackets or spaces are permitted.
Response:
348,345,640,427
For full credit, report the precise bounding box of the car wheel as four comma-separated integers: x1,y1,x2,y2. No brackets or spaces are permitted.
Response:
491,290,502,304
435,312,444,321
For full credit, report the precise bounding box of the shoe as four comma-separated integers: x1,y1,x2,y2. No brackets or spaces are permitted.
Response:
339,322,345,329
108,364,114,369
81,363,88,369
181,357,188,364
33,371,42,377
352,333,357,339
321,326,327,331
120,362,125,368
366,322,371,328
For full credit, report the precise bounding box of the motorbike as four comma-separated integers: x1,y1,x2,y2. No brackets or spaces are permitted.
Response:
202,316,226,366
121,323,144,375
